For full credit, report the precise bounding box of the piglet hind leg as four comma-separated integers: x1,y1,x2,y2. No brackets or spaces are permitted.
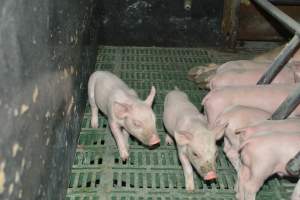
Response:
178,152,195,192
109,121,129,161
90,105,99,128
88,75,99,128
88,93,99,128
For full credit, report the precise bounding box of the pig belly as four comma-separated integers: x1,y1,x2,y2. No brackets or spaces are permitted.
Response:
210,67,294,90
203,83,299,127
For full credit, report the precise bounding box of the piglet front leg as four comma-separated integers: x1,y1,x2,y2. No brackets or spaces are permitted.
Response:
292,179,300,200
178,148,195,192
110,121,129,161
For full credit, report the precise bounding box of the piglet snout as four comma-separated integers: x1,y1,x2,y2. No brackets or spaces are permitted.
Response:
204,171,217,180
149,134,160,146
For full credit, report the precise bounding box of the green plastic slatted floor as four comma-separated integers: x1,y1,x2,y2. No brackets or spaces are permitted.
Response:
66,46,296,200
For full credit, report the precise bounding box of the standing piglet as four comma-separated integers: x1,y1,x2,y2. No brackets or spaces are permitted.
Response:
213,105,270,171
237,132,300,200
88,71,160,161
163,88,218,191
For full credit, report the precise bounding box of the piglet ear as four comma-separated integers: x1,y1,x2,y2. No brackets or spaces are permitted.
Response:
174,131,193,146
211,122,228,141
113,102,132,119
144,86,156,107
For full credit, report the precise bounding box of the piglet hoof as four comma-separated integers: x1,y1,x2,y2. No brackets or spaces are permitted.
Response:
186,183,195,192
235,192,240,200
165,135,174,145
120,150,129,161
91,117,99,128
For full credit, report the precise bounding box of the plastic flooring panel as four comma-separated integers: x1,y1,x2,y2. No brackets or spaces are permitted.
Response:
66,46,296,200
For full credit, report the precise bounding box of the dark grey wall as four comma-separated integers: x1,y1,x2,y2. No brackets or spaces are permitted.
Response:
0,0,224,200
0,0,100,200
97,0,225,47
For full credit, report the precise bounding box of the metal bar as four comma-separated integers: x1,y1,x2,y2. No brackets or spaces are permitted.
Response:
286,151,300,177
269,0,300,5
252,0,300,34
257,34,300,84
270,84,300,119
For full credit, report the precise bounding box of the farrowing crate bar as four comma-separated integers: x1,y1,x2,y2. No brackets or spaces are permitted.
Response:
251,0,300,172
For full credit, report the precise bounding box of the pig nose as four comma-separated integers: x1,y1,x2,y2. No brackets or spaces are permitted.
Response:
204,171,217,180
149,134,160,146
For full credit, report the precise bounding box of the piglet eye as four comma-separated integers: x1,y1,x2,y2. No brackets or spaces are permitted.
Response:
193,152,198,157
133,120,142,127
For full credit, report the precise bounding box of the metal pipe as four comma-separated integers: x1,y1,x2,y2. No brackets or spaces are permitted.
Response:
257,34,300,84
252,0,300,34
184,0,192,11
270,84,300,120
269,0,300,5
286,151,300,177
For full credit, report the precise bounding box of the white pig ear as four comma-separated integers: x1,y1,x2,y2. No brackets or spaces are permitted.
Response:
144,86,156,106
113,102,132,119
211,122,228,140
174,131,193,146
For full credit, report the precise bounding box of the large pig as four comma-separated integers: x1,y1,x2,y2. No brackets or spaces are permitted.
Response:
237,131,300,200
208,60,295,90
88,71,160,161
236,118,300,141
202,83,300,127
163,88,218,191
213,105,270,170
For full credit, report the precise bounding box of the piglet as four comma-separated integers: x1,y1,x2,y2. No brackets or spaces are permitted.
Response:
237,131,300,200
236,118,300,141
163,87,218,191
213,105,270,171
88,71,160,161
202,83,300,127
208,60,295,90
